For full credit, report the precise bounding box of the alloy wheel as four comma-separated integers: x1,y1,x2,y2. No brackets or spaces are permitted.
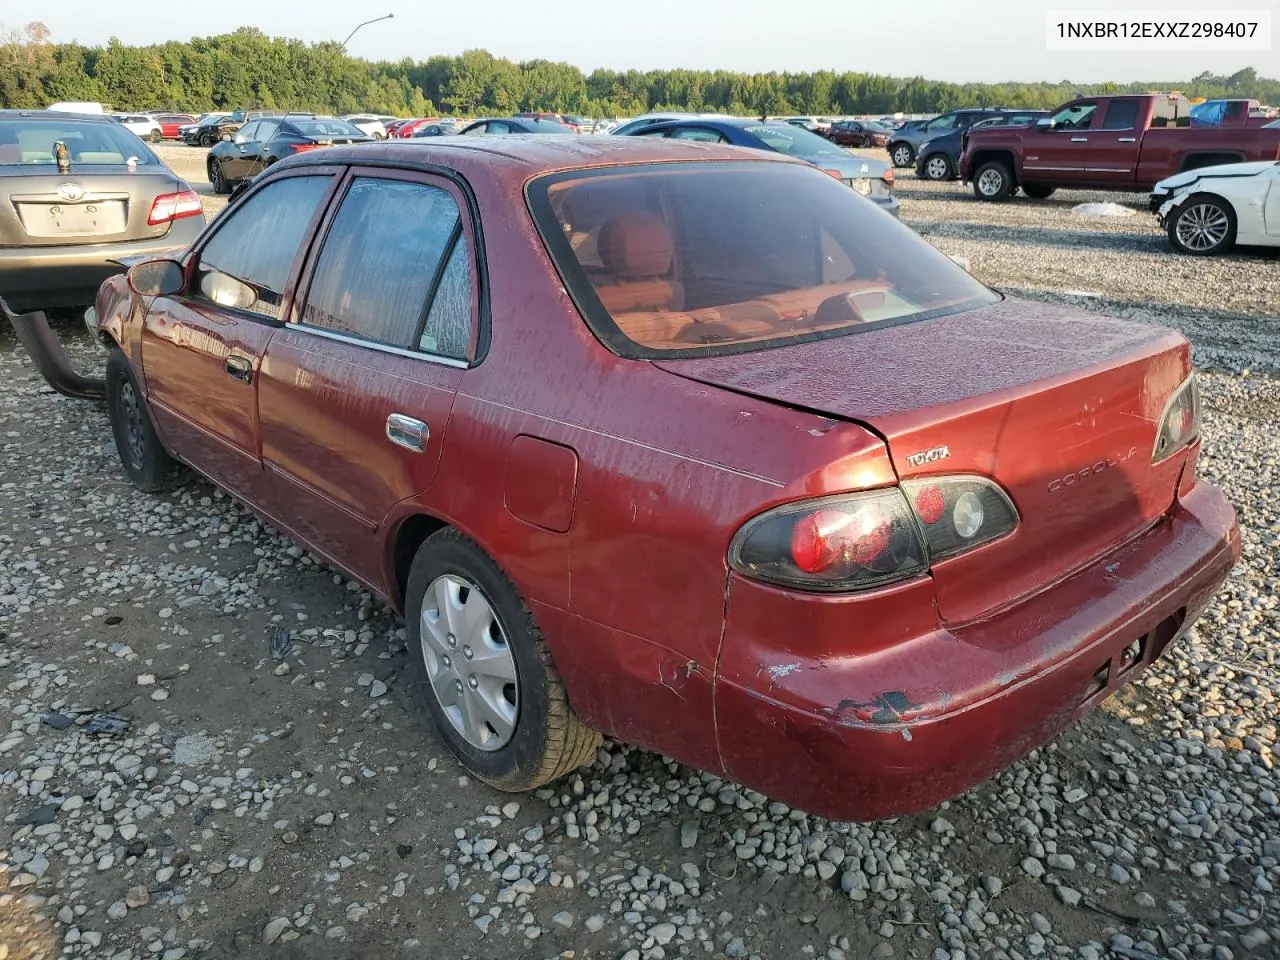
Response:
892,145,912,166
977,168,1005,197
926,156,950,180
1175,203,1231,252
420,574,519,751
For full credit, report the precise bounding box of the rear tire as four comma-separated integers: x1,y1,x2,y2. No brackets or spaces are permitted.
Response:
106,350,184,493
1021,183,1056,199
922,153,953,181
1166,195,1236,256
973,161,1014,201
404,530,601,792
890,143,915,168
150,130,162,143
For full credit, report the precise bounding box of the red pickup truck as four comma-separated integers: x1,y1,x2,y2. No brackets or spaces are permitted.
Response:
959,94,1280,201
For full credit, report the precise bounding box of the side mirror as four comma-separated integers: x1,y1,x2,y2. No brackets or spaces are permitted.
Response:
1036,118,1055,131
127,258,185,297
221,133,233,142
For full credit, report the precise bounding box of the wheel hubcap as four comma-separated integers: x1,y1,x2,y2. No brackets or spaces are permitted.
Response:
978,169,1004,195
927,157,948,179
420,574,518,751
118,381,146,469
893,147,910,165
1175,203,1230,251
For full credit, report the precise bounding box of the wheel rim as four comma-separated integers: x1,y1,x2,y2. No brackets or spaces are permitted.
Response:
420,574,518,751
977,169,1005,196
117,380,146,470
1175,203,1230,251
893,146,911,165
926,157,948,179
209,163,221,190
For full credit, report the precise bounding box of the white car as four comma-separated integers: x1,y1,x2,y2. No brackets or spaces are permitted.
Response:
1151,160,1280,255
111,113,164,142
341,115,388,139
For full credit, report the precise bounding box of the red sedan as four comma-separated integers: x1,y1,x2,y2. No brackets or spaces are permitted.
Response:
7,137,1238,821
826,119,890,148
395,117,447,138
151,113,196,140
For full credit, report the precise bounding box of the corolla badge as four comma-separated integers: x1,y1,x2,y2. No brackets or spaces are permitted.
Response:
56,183,85,202
1048,446,1139,493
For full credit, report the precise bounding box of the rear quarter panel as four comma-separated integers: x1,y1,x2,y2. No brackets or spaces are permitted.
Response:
1138,128,1280,187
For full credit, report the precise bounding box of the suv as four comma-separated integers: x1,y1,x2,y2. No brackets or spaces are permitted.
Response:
887,109,1018,168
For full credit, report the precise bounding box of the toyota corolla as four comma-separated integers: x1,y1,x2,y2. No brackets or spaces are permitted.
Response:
5,136,1239,821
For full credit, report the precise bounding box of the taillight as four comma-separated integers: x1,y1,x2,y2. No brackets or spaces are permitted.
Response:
730,490,927,592
291,142,324,153
822,168,844,180
900,477,1019,561
1152,373,1201,463
730,476,1019,592
881,168,895,186
147,189,202,226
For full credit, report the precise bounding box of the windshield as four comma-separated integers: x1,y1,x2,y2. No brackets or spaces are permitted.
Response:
528,162,997,358
287,118,367,138
742,124,849,160
0,119,159,166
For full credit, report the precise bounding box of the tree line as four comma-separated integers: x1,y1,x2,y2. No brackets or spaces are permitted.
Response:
2,21,1276,120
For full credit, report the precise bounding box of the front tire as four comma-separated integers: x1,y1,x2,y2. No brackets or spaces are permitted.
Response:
922,153,952,181
1167,195,1236,256
404,530,601,792
106,350,183,493
208,159,229,195
890,143,915,168
973,160,1015,201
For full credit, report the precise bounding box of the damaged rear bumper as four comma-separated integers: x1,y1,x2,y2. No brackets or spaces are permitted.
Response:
1,297,106,401
713,480,1239,821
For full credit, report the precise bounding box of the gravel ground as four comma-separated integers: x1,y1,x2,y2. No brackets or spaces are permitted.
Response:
0,141,1277,960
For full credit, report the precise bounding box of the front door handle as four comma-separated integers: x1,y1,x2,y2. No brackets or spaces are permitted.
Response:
386,413,429,452
1118,137,1137,142
225,355,252,383
1071,137,1089,142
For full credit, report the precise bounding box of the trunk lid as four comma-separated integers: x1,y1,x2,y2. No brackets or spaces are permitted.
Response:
0,167,181,248
655,297,1191,623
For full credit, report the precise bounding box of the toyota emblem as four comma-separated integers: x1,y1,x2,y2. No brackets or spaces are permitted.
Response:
56,183,86,202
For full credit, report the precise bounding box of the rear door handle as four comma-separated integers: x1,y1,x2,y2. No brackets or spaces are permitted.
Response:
386,414,429,452
1071,137,1089,142
225,355,252,383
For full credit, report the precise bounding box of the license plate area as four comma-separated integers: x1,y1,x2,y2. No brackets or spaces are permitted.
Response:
16,199,128,238
850,178,871,196
1080,609,1186,706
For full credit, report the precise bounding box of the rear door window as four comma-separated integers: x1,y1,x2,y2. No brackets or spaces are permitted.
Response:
1099,99,1142,131
194,175,333,320
298,176,475,358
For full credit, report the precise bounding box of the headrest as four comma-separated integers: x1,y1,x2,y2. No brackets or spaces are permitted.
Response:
598,213,674,279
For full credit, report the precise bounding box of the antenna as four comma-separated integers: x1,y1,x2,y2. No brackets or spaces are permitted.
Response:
316,14,395,92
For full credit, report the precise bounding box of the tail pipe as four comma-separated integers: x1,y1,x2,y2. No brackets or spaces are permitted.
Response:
1,298,106,401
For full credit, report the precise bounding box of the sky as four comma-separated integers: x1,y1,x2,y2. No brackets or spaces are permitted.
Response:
22,0,1280,83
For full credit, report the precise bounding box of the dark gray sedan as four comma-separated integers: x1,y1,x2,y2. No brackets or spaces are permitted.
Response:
0,110,205,311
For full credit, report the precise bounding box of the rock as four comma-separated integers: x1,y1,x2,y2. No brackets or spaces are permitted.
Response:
370,680,388,698
125,885,150,908
981,875,1003,898
586,915,605,933
27,855,49,878
31,765,55,782
726,937,748,958
315,812,335,826
502,802,520,819
680,821,699,849
1030,913,1051,935
263,917,291,944
136,673,156,686
107,902,128,921
1046,853,1076,871
1055,886,1082,908
1239,930,1270,951
475,916,493,934
651,922,677,945
551,911,575,929
1134,892,1157,909
325,926,347,941
1022,857,1045,879
931,817,955,836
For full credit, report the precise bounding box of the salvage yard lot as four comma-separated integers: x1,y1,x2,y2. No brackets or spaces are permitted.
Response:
0,140,1277,960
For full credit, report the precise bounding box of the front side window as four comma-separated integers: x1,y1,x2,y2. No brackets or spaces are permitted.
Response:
194,175,332,319
300,177,472,356
1049,102,1097,130
530,162,996,359
926,114,960,131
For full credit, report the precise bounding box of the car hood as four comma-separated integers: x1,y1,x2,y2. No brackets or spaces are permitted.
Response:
1155,160,1277,191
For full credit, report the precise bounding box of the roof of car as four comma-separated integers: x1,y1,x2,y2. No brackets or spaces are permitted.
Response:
0,109,115,123
282,134,795,177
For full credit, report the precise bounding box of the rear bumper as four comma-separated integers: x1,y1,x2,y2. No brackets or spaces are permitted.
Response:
0,298,106,400
0,220,202,312
714,480,1239,821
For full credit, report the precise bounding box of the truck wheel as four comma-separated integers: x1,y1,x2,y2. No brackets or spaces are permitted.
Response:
404,529,601,792
1022,183,1056,199
922,154,952,181
1166,195,1236,256
973,161,1014,201
106,350,184,493
890,143,914,168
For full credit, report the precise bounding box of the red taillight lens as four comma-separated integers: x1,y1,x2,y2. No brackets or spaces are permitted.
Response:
913,486,945,524
147,189,202,226
881,168,895,186
291,142,323,153
901,477,1019,561
731,490,927,592
822,168,844,180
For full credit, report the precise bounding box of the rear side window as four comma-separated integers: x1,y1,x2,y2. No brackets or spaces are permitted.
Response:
300,177,473,357
529,162,997,359
1100,99,1142,131
0,119,159,166
195,175,332,320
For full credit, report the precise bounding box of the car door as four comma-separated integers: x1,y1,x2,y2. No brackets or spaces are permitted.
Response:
219,121,260,181
1264,167,1280,237
1023,100,1099,181
255,169,477,584
139,171,339,499
242,119,280,178
1078,98,1143,184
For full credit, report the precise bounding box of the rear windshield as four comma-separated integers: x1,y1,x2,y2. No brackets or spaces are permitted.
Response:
742,124,850,161
0,119,159,166
528,161,997,358
287,118,367,138
521,119,572,133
